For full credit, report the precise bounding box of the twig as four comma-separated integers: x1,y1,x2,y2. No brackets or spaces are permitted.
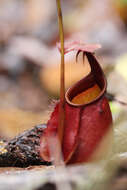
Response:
106,92,127,106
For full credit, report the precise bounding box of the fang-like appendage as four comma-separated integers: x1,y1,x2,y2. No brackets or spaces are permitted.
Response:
76,51,86,65
76,50,81,63
83,52,86,64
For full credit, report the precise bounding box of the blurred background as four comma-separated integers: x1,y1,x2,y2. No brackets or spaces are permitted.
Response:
0,0,127,140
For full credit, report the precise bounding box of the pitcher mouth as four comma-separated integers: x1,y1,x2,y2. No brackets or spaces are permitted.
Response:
65,73,107,107
65,52,107,107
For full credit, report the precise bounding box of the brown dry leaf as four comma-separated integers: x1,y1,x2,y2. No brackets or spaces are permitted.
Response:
0,109,50,139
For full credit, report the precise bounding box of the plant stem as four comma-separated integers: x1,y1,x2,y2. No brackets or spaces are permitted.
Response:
56,0,65,147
